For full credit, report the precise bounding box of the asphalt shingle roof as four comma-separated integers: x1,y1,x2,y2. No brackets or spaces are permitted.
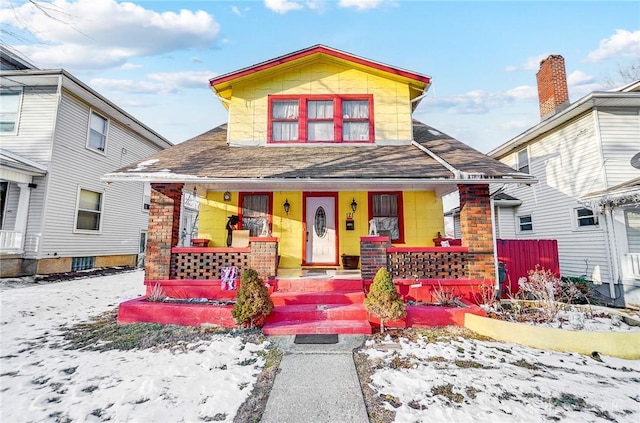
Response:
110,120,526,181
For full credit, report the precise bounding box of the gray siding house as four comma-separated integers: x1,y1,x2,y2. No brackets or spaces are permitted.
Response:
488,55,640,307
1,52,172,276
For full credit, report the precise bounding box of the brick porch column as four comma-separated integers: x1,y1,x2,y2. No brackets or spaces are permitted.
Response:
360,236,392,280
458,184,495,281
249,237,279,279
145,183,184,280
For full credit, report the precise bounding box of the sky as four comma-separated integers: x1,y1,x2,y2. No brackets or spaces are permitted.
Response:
1,269,639,422
1,0,638,153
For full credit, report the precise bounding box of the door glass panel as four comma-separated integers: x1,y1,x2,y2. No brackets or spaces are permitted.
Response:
314,206,327,238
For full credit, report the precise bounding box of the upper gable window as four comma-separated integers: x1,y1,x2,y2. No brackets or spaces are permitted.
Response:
517,148,530,174
268,95,373,143
88,110,108,152
0,89,22,133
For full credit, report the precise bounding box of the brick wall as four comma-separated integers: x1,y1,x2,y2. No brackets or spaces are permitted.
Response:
249,237,279,279
360,236,392,280
145,183,183,280
458,184,495,281
536,54,569,120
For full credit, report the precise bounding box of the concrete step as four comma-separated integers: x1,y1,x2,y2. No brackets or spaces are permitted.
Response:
266,303,368,323
270,290,365,306
262,319,372,335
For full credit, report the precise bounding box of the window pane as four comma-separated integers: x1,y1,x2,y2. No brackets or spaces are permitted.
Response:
517,149,529,173
374,217,399,240
308,100,333,119
0,91,20,132
519,215,532,231
89,112,107,150
308,122,334,141
273,122,298,141
343,122,369,141
373,194,398,217
79,190,101,211
77,210,100,230
242,195,269,217
272,101,298,119
576,208,598,227
90,112,107,133
343,100,368,118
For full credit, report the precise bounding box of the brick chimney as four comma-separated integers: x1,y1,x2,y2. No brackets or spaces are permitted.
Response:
536,55,569,120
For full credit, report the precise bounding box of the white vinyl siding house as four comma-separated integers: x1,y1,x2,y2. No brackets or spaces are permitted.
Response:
489,81,640,307
0,69,172,276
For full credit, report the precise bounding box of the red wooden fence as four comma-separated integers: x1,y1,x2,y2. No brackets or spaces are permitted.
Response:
496,239,560,296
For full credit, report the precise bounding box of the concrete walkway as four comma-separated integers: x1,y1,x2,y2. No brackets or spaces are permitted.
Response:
261,335,370,423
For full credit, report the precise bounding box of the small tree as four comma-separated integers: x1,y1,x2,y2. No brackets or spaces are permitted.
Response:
232,269,274,328
364,268,406,333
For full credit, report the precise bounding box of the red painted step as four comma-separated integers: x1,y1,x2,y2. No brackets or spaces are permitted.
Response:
270,290,365,306
273,278,364,293
266,303,368,323
262,319,372,335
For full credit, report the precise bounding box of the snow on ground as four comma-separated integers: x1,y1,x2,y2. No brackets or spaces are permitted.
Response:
361,333,640,423
0,270,268,423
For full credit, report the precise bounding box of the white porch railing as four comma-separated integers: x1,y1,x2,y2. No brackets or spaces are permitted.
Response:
622,253,640,280
0,230,24,253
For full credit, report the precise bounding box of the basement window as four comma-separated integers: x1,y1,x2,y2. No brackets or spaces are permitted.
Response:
71,256,95,271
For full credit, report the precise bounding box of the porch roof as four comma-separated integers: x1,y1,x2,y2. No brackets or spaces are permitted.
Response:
103,120,533,192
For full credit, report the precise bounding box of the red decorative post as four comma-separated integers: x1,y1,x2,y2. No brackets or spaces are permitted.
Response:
145,183,184,280
458,184,495,281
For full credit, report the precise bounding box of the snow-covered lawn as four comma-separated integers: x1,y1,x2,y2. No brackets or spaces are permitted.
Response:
0,270,269,423
358,330,640,423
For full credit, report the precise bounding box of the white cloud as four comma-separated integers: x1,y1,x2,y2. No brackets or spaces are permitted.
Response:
587,29,640,62
264,0,304,14
89,71,214,95
120,63,143,70
505,54,550,72
425,85,538,114
338,0,383,10
0,0,220,69
231,5,242,16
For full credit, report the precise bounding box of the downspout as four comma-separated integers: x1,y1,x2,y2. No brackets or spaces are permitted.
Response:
491,196,500,294
602,205,619,299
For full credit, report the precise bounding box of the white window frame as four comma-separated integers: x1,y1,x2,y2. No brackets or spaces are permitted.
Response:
516,147,530,174
0,87,23,134
572,207,600,231
142,182,151,212
74,187,104,233
517,214,533,233
86,109,109,154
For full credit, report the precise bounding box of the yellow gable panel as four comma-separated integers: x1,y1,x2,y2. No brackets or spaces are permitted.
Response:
227,61,414,143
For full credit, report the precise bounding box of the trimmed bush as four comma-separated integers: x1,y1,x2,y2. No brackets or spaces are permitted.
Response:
364,268,406,333
232,269,274,328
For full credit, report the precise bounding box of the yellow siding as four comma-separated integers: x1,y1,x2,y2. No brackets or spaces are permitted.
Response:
198,189,444,268
227,62,413,143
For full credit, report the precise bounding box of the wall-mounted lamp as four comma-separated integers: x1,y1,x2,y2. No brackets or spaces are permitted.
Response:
223,191,231,201
192,186,197,197
350,198,358,213
283,198,290,215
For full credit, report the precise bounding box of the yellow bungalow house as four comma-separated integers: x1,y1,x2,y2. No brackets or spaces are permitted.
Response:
106,45,534,333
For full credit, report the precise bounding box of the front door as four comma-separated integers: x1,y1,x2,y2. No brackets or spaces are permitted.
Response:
305,195,337,265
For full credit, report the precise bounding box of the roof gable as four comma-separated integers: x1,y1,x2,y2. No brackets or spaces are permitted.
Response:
210,45,431,103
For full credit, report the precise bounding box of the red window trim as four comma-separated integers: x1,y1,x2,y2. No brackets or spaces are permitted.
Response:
238,192,273,234
267,94,374,143
367,191,405,244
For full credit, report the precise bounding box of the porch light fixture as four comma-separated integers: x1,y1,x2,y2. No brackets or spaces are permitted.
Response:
283,198,290,215
223,191,231,201
350,198,358,212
